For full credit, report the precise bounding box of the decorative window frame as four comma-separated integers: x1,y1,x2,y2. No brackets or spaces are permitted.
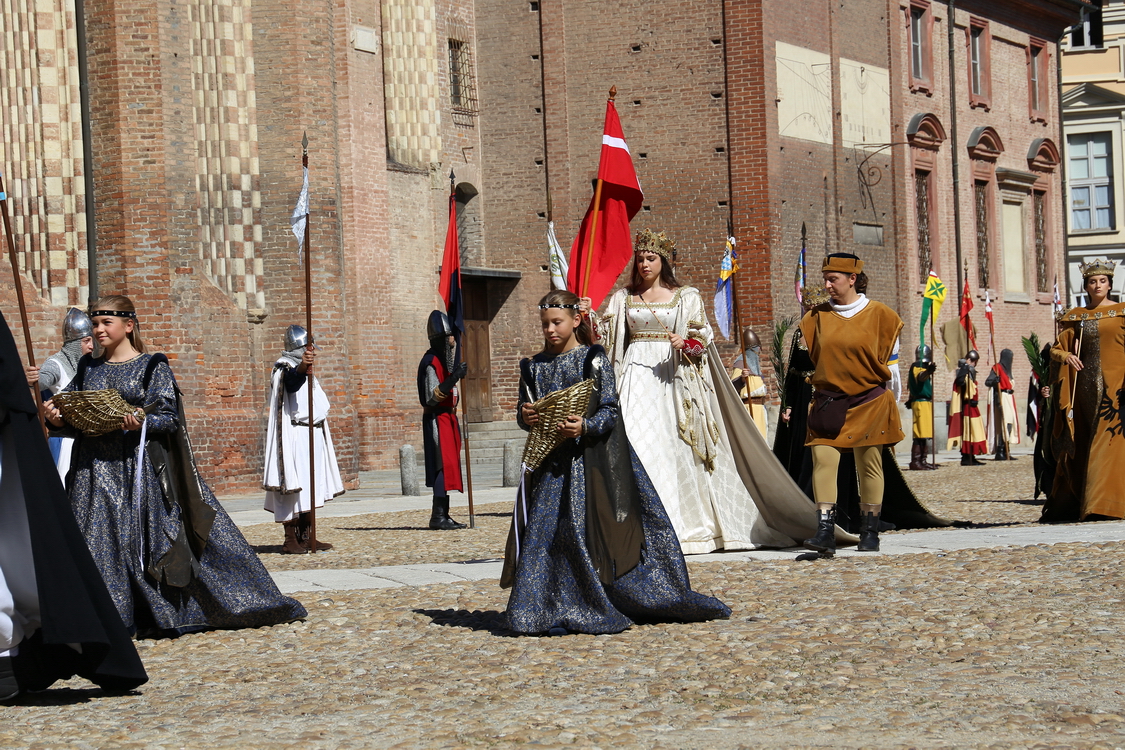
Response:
1027,37,1050,122
1027,138,1060,303
907,113,946,282
907,0,934,95
967,18,991,110
967,127,1004,292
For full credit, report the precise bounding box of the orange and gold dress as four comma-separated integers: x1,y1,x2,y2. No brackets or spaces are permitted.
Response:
1044,302,1125,521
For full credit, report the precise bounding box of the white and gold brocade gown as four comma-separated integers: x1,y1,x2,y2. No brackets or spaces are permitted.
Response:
606,287,793,554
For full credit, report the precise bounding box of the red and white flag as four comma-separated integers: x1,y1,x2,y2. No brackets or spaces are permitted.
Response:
567,97,644,309
1053,274,1063,315
984,289,994,327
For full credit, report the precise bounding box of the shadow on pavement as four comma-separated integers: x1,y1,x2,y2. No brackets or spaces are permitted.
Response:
414,608,514,636
3,687,143,707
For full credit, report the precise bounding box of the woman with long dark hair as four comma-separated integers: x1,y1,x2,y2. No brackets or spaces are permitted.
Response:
584,231,795,554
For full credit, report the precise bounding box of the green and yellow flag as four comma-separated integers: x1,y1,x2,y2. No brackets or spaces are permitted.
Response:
920,269,946,344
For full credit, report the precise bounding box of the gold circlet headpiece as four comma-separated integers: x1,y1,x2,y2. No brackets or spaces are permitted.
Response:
1080,258,1117,279
634,229,676,262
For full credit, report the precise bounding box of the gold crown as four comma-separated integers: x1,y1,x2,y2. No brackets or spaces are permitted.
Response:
802,285,830,308
1080,259,1117,279
634,229,676,261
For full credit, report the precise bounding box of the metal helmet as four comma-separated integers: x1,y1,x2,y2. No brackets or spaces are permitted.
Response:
966,349,980,362
915,345,933,364
284,325,312,351
62,307,93,343
427,310,455,342
742,328,761,350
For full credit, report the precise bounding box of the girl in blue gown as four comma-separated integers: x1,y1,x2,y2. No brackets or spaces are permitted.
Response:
44,295,305,637
500,290,730,635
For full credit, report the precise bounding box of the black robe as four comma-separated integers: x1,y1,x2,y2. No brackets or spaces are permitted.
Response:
0,310,147,693
772,329,952,533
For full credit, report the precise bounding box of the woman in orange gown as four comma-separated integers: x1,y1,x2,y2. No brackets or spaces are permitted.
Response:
1042,260,1125,522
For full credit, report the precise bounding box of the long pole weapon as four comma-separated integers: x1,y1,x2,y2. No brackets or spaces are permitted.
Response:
302,133,318,554
580,86,616,298
450,170,476,529
0,170,48,435
1068,322,1084,422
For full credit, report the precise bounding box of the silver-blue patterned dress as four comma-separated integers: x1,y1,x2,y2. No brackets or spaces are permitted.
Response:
61,354,306,636
506,345,730,635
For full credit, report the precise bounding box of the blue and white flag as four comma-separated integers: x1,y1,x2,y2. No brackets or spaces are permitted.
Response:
713,236,737,341
290,167,309,262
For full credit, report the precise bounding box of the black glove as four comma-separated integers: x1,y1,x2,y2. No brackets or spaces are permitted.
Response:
439,362,468,394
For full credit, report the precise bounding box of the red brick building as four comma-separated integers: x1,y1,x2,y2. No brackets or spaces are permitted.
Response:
1,0,1088,490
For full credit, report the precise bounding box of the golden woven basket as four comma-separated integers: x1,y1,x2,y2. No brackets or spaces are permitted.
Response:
521,378,596,471
52,389,145,436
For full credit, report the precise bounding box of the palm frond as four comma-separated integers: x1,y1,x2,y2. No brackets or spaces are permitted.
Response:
1021,332,1047,384
771,316,797,410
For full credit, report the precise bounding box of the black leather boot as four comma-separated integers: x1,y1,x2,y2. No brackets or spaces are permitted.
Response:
857,504,882,552
803,505,836,557
429,496,465,530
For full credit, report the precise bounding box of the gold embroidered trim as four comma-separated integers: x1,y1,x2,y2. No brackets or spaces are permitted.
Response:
630,331,672,341
626,287,685,309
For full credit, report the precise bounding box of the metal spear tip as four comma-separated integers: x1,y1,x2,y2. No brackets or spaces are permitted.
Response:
302,131,308,150
609,85,617,100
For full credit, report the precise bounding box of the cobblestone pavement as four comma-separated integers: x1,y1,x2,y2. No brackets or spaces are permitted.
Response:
5,461,1125,749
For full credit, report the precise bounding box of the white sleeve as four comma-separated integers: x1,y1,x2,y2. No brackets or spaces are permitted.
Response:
887,337,902,400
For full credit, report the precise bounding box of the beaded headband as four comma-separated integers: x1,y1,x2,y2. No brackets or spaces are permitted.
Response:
89,309,137,319
822,254,864,275
1080,259,1116,279
634,229,676,262
538,303,581,310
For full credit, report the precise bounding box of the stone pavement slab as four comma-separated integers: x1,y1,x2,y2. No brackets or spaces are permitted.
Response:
270,520,1125,593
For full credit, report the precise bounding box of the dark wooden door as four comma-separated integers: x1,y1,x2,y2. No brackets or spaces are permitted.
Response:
461,279,492,423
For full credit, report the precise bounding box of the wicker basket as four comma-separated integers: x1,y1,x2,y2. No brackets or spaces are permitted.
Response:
52,389,145,436
521,378,596,471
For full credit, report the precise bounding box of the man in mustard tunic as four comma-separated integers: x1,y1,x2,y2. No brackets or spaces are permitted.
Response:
800,254,905,556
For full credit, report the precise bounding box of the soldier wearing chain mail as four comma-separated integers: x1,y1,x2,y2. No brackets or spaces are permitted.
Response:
731,327,769,438
418,311,468,530
22,309,95,482
262,325,343,554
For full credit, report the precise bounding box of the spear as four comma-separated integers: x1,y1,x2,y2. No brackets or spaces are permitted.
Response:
0,170,47,435
449,169,476,529
301,133,318,553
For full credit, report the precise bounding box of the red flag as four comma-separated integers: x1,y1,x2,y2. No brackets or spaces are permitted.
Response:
567,97,644,309
438,194,463,340
959,279,977,350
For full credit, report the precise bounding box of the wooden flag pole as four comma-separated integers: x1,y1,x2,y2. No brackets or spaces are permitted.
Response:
580,86,616,298
450,170,476,529
302,133,318,554
930,305,938,469
0,170,48,436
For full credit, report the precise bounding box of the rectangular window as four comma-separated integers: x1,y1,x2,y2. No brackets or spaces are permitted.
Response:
1034,191,1049,293
908,2,933,93
448,39,479,116
915,170,933,283
1028,39,1048,120
968,19,990,108
1069,133,1114,231
975,181,992,289
1002,201,1026,294
1070,4,1104,49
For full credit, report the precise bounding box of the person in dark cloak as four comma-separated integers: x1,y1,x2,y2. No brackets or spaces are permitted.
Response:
0,310,147,701
417,311,468,530
1028,343,1056,500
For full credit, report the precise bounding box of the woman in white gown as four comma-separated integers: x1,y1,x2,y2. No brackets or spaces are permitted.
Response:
583,230,794,554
